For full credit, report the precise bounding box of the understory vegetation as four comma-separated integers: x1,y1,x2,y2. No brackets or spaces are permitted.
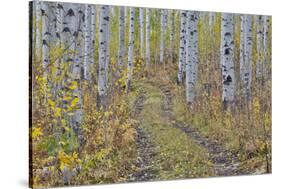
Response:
30,1,271,188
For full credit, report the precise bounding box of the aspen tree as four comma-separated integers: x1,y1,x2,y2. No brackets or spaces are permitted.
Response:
177,10,187,83
126,7,135,93
221,13,235,106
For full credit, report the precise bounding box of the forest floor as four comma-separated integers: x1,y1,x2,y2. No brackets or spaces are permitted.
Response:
125,71,260,182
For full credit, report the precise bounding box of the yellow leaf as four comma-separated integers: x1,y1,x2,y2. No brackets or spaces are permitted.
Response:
72,151,78,160
71,97,79,107
68,81,78,90
54,107,62,117
48,99,55,108
59,163,66,171
32,127,43,140
58,150,72,166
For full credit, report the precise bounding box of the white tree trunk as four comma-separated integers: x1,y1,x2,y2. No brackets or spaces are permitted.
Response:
126,7,135,93
169,10,175,62
98,5,109,107
34,0,41,59
72,5,84,133
177,10,187,83
52,2,64,95
240,15,252,100
160,9,165,64
118,7,125,68
263,16,270,79
185,11,199,103
90,5,96,72
139,8,145,59
145,8,150,68
221,13,235,105
240,15,245,82
41,2,50,70
62,3,77,62
83,4,92,80
104,6,110,86
256,15,263,80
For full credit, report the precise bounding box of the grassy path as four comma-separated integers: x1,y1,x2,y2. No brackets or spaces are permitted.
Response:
157,83,243,176
127,76,249,181
128,80,214,181
128,89,157,182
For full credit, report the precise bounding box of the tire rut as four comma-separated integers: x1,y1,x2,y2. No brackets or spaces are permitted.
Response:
157,83,243,176
128,89,157,182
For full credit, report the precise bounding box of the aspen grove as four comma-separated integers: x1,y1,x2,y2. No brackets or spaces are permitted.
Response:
30,1,272,188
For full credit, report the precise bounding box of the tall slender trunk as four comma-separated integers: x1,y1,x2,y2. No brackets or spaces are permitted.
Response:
41,2,50,71
256,15,263,80
71,5,84,134
263,16,270,79
177,10,187,83
145,8,150,68
97,5,109,108
221,13,235,107
35,0,41,60
240,15,252,101
118,7,125,69
126,7,135,93
160,9,165,64
185,11,199,104
139,8,145,59
104,6,110,87
83,4,92,80
169,10,175,63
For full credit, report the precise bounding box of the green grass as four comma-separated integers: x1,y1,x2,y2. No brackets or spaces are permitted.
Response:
132,81,215,179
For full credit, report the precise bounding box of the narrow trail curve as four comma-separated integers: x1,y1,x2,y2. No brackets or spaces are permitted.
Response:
127,89,157,182
157,83,243,176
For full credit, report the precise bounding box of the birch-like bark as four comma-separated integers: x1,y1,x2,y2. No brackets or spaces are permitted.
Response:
209,12,215,61
105,6,110,86
263,16,270,79
81,5,95,82
185,11,199,103
83,4,92,80
71,5,84,134
62,3,77,62
91,5,96,66
97,5,109,107
35,0,41,59
221,13,235,105
160,9,165,64
192,12,199,88
60,3,81,178
139,8,145,59
126,7,135,93
240,15,245,82
256,15,263,80
145,8,150,68
177,10,187,83
169,10,175,62
55,3,63,52
52,2,64,96
118,7,125,68
240,15,252,100
41,2,50,70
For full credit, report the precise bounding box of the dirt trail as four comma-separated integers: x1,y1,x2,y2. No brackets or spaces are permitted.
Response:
128,89,157,182
157,83,243,176
129,80,244,181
